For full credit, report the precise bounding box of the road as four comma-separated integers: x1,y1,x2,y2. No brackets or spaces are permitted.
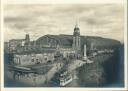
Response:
46,62,64,81
68,60,86,72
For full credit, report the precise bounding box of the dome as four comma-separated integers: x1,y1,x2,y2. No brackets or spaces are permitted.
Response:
73,24,80,36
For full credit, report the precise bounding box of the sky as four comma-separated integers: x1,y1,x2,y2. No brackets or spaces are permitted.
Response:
4,4,124,42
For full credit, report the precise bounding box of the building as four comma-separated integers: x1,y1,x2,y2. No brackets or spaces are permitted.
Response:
13,51,55,66
35,24,83,58
8,34,30,53
72,23,81,52
6,24,86,57
9,23,88,66
4,42,9,53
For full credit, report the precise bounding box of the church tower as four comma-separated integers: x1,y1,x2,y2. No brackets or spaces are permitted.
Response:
25,34,30,43
72,23,81,52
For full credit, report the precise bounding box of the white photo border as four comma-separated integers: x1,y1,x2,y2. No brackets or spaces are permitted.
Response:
0,0,127,91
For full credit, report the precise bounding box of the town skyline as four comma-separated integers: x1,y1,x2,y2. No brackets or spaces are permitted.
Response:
4,4,124,42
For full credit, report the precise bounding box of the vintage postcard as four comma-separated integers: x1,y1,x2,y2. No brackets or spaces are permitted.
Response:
0,0,127,91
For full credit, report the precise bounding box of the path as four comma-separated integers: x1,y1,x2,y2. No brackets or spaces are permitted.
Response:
46,62,63,81
68,60,86,72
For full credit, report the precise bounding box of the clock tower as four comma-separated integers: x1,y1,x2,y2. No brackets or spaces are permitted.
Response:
72,23,81,52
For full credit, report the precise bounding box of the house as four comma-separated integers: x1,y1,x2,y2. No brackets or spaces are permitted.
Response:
13,51,55,66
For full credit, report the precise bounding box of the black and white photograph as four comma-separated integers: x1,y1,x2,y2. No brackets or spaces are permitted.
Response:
0,0,127,90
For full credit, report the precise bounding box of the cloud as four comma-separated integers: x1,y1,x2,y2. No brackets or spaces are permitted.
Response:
4,4,124,42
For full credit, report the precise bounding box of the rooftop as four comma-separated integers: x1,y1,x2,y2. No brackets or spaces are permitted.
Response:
15,49,56,55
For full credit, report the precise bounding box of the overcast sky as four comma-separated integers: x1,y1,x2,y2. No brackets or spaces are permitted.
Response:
4,4,124,42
